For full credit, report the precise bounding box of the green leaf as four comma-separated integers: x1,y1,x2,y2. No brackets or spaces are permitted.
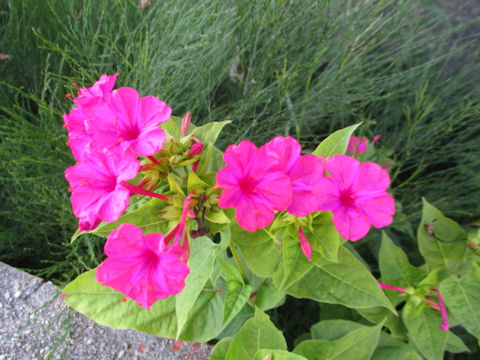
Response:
196,143,225,174
379,232,426,288
92,198,169,238
175,237,217,337
371,333,422,360
231,223,282,277
357,306,407,340
308,212,340,262
445,332,469,354
191,120,231,145
187,170,209,193
177,286,224,342
402,299,447,360
223,285,253,327
253,349,308,360
440,275,480,341
311,319,364,341
218,257,245,289
63,269,178,339
218,304,254,339
312,123,361,158
226,308,287,360
205,208,231,224
210,338,234,360
255,278,285,311
418,198,467,271
161,116,182,140
294,322,382,360
285,246,395,313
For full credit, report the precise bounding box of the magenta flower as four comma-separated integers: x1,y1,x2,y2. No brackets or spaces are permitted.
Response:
63,107,92,161
216,140,292,232
298,227,312,261
347,136,368,154
65,150,140,231
316,155,395,241
263,136,325,217
74,73,119,107
86,87,172,157
96,223,190,309
372,134,381,144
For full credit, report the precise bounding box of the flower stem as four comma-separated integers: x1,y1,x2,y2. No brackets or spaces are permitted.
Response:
121,181,169,201
229,243,248,284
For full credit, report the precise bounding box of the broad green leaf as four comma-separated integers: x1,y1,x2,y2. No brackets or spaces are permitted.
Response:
218,304,254,339
308,212,340,262
161,116,181,140
205,208,230,224
285,246,395,313
176,237,217,337
371,333,422,360
226,308,287,360
294,322,382,360
418,198,467,271
210,338,233,360
231,223,282,277
187,170,209,193
312,123,360,158
93,198,169,238
311,319,364,341
218,257,245,289
402,299,447,360
319,303,361,322
223,285,253,327
440,275,480,341
177,287,224,342
445,332,469,354
191,120,231,145
255,278,285,311
196,143,225,174
254,349,308,360
379,232,426,288
63,269,177,339
357,306,407,339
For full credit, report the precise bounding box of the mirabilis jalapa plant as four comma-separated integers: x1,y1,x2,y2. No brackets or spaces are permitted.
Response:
63,75,480,360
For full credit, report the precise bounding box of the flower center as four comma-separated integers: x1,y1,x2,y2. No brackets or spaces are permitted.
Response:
339,191,356,208
238,175,257,194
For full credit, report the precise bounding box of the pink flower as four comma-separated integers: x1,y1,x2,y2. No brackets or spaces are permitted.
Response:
263,136,325,217
188,137,203,156
316,155,395,241
181,112,191,136
65,150,140,231
216,140,292,232
96,223,190,309
347,136,368,154
63,107,92,161
372,134,381,144
86,87,172,157
298,227,312,260
74,73,119,107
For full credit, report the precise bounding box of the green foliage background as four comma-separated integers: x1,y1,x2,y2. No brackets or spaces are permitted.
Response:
0,0,479,286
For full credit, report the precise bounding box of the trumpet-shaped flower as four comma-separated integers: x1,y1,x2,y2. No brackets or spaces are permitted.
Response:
65,150,140,231
347,136,368,154
216,140,292,232
96,223,190,309
316,155,395,241
86,87,172,157
263,136,325,217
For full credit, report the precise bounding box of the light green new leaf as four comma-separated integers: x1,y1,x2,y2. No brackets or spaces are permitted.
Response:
226,308,287,360
294,322,382,360
176,237,217,337
191,120,231,145
161,116,181,140
210,338,233,360
371,333,422,360
440,275,480,341
285,246,395,313
231,223,282,277
254,349,308,360
223,285,253,327
92,198,170,238
418,198,467,271
63,269,178,339
402,300,447,360
218,256,244,289
312,123,360,158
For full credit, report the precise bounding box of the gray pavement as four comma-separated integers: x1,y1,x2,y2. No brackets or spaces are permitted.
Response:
0,262,212,360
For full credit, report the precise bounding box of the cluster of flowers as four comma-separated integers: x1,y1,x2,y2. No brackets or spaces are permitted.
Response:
347,134,381,155
64,74,195,309
216,137,395,259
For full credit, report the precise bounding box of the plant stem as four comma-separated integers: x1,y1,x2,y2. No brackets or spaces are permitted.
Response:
263,228,282,246
229,244,249,284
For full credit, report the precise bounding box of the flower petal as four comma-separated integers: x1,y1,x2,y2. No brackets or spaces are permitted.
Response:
332,206,372,241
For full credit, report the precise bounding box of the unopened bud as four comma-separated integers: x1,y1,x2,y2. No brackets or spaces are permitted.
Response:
181,112,191,136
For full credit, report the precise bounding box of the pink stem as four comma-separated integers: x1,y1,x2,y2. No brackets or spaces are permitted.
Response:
431,288,449,331
378,282,408,293
147,155,159,165
121,182,169,201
